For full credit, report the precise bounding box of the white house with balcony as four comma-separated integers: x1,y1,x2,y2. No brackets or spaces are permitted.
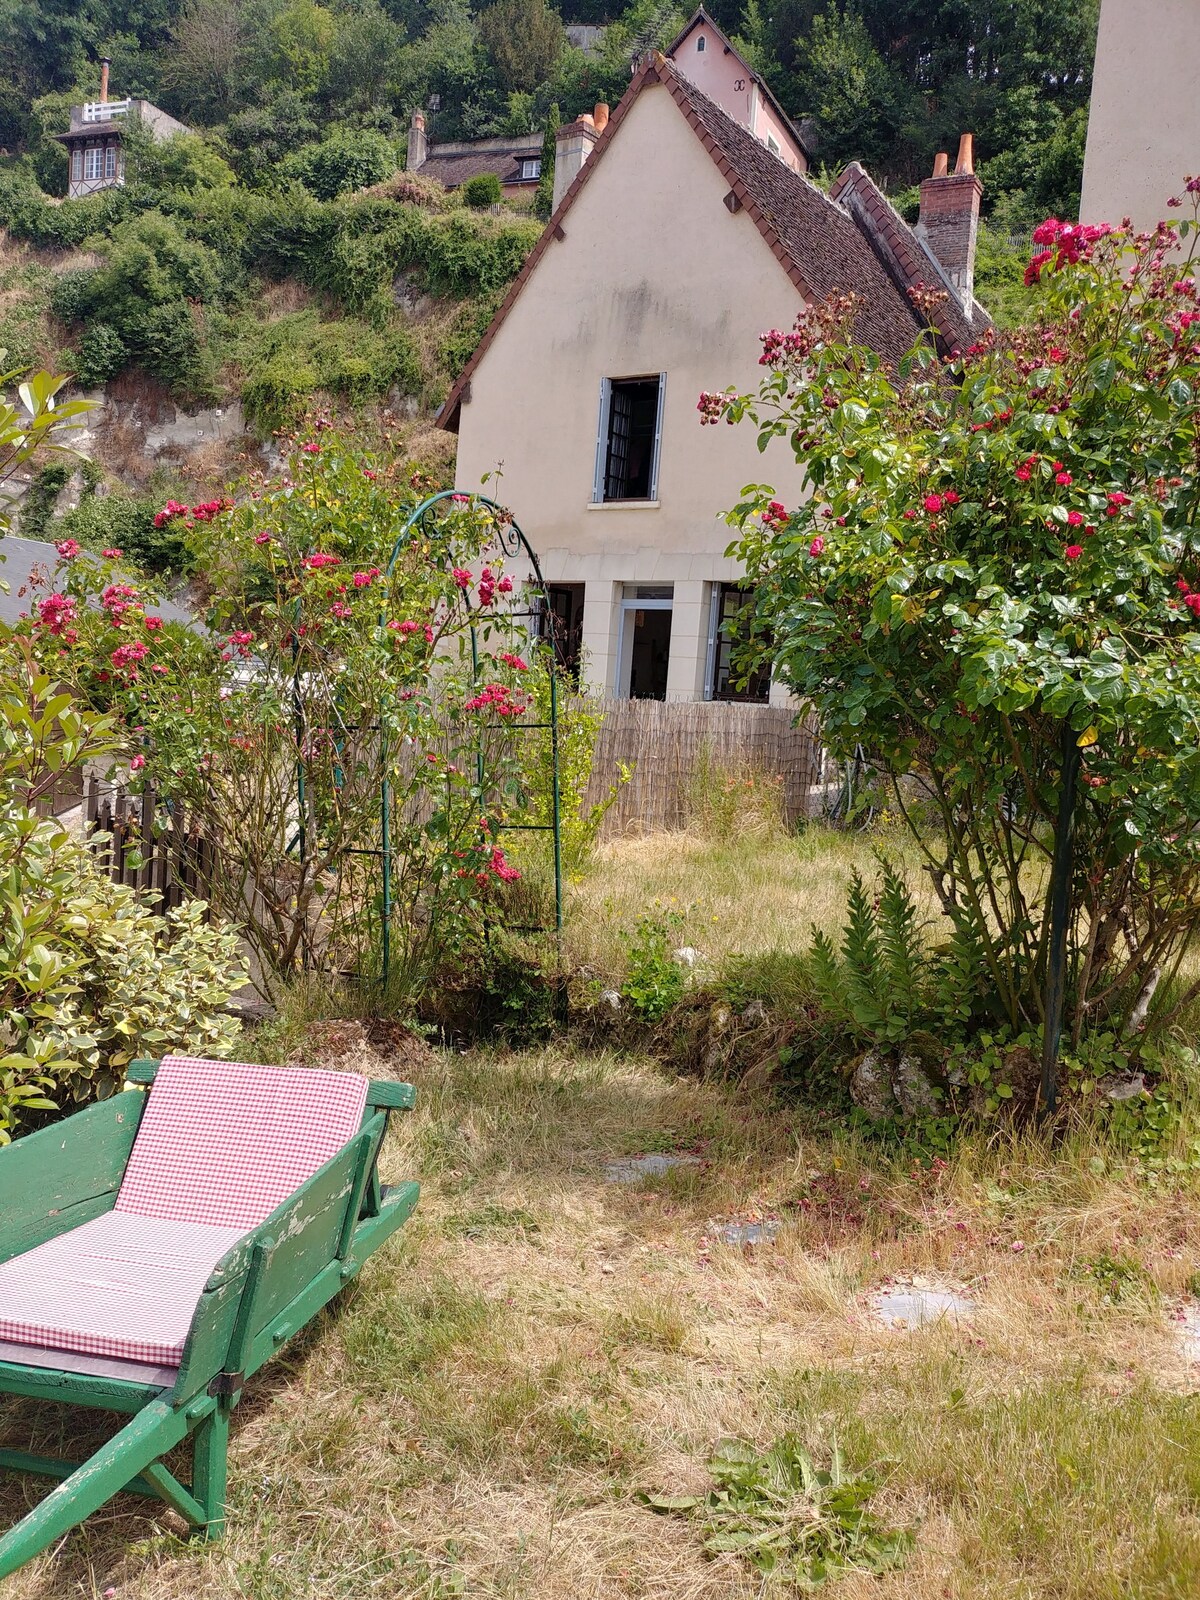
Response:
56,58,188,199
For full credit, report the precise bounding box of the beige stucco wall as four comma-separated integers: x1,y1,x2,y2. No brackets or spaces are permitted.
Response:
452,81,807,700
670,21,806,173
1081,0,1200,230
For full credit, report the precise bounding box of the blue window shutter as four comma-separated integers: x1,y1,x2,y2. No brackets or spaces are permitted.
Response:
592,378,612,502
649,373,666,501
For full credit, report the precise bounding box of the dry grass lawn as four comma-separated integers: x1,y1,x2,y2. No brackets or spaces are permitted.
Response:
6,1029,1200,1599
565,825,948,979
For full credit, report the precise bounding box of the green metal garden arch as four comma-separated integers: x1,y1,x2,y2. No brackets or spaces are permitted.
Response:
372,489,564,987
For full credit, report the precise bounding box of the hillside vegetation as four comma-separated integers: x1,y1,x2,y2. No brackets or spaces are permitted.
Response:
0,1,1096,455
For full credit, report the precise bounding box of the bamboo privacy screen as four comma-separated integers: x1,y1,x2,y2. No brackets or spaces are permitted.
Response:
582,698,823,835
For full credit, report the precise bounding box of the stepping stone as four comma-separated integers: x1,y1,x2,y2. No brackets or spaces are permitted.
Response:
870,1282,975,1328
1173,1303,1200,1361
603,1153,701,1184
716,1219,781,1247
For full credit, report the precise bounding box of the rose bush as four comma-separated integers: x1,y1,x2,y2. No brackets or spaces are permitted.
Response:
714,195,1200,1113
26,432,552,1002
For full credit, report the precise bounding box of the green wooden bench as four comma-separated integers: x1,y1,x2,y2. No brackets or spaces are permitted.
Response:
0,1054,418,1579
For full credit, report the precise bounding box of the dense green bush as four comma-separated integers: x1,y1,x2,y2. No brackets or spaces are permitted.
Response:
463,172,502,209
0,172,131,248
70,321,127,386
51,212,225,398
54,490,190,573
237,309,422,429
282,128,399,200
245,191,538,310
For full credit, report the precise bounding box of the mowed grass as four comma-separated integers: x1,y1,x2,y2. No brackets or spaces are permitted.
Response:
7,1040,1200,1600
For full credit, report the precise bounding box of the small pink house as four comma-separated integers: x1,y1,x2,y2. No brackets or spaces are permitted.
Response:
667,8,807,175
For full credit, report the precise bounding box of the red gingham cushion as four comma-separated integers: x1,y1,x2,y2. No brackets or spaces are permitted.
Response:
0,1211,246,1366
115,1055,369,1230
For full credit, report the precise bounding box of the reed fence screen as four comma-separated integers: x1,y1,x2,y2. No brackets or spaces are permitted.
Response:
581,698,824,835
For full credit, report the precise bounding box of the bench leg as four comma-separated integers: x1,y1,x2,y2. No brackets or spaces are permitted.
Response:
192,1400,230,1539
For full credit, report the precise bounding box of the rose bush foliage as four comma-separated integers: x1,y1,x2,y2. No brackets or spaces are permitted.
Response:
26,432,555,1001
714,202,1200,1101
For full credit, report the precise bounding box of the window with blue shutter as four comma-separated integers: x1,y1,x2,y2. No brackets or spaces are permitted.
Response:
593,374,665,502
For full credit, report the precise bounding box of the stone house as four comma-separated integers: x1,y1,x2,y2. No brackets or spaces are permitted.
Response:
57,59,188,200
441,21,986,702
405,117,545,198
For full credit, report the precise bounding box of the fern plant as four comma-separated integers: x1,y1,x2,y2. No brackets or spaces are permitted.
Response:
810,854,983,1050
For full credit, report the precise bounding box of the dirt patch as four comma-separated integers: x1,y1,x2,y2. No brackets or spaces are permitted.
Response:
288,1016,435,1083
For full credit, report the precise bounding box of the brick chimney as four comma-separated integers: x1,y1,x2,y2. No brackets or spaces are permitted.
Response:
99,56,111,104
917,134,982,303
406,110,427,173
552,113,600,212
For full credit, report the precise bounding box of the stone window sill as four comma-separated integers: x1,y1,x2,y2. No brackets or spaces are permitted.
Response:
585,499,660,511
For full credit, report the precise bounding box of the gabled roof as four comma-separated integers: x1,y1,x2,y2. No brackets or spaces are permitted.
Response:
666,6,810,165
828,162,979,353
439,59,982,432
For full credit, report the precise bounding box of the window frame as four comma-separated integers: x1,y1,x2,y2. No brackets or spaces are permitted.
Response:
520,157,541,180
591,373,666,504
83,145,103,182
705,582,772,703
70,148,83,183
614,584,674,699
696,33,706,50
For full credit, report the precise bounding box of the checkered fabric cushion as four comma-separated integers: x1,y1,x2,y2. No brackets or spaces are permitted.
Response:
115,1055,369,1230
0,1211,246,1366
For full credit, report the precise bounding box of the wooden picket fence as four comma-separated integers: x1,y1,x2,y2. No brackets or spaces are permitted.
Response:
582,697,824,835
84,777,215,910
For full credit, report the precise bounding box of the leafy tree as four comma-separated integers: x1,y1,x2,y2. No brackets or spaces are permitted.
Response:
718,207,1200,1105
123,123,236,192
323,0,406,112
162,0,250,122
220,90,320,187
266,0,336,94
478,0,565,94
788,10,911,174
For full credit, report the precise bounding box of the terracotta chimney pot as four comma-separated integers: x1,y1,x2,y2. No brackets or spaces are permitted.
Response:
99,56,111,104
593,102,609,133
932,151,949,179
954,133,975,176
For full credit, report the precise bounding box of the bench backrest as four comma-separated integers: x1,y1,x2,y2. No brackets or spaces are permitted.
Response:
114,1056,369,1231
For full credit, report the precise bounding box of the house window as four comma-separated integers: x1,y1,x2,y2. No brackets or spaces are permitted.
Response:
593,375,665,502
521,157,541,180
766,134,781,157
71,149,83,183
83,146,103,181
539,583,584,682
104,143,118,179
696,33,706,50
707,584,771,702
616,585,672,700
